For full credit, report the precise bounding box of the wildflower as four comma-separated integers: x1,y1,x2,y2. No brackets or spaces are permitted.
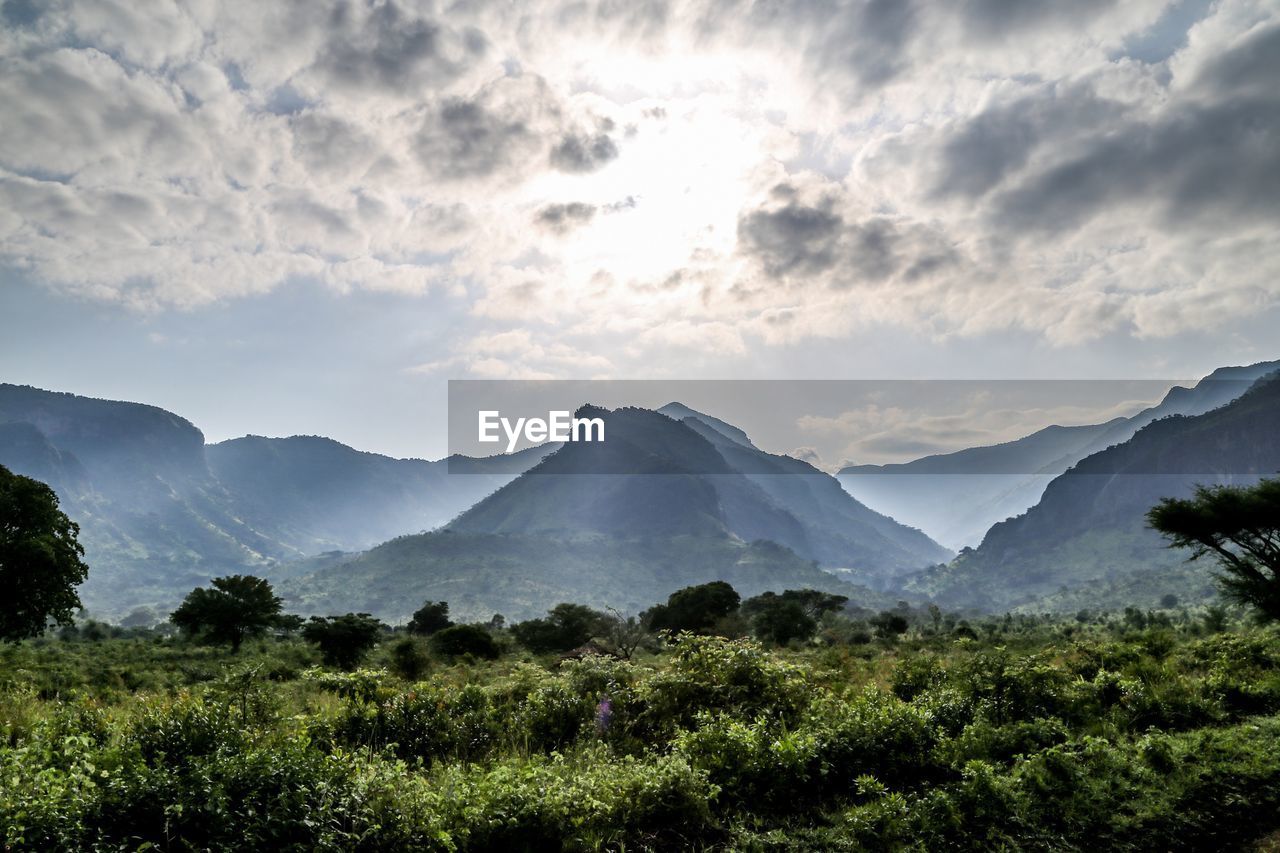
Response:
595,696,614,735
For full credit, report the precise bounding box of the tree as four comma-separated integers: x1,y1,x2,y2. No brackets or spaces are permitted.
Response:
870,610,909,639
742,593,815,646
643,581,741,634
302,613,386,669
390,636,430,680
604,607,649,660
430,624,500,660
512,603,610,653
170,575,283,652
407,600,453,636
778,589,849,620
927,603,943,634
1148,478,1280,621
0,465,90,642
274,613,305,637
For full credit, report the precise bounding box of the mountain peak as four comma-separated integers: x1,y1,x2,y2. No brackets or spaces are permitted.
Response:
657,402,757,449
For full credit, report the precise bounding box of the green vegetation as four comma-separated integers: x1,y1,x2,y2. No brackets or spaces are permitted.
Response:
407,600,453,635
512,603,611,653
644,580,741,634
3,598,1280,850
169,575,286,652
301,613,387,669
285,531,894,624
0,464,89,642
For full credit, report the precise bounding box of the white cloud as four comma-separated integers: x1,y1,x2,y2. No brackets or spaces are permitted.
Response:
0,0,1277,372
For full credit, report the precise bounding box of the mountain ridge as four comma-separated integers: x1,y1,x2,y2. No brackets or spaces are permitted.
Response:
837,360,1280,547
908,371,1280,611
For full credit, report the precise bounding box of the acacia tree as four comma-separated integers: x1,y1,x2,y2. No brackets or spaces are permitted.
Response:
1148,478,1280,621
0,465,90,641
170,575,284,652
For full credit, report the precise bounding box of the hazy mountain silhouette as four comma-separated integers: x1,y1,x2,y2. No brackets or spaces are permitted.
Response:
0,384,543,617
208,435,548,553
908,371,1280,611
838,360,1280,548
450,404,950,574
657,401,757,449
289,403,948,621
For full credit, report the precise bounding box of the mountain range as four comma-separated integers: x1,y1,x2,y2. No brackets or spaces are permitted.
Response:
3,357,1277,623
837,361,1280,549
908,371,1280,611
0,384,543,618
285,404,949,621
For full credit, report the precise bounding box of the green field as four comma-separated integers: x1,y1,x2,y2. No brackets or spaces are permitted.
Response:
3,610,1280,851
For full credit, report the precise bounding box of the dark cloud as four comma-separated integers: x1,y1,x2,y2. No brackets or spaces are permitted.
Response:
844,0,917,86
414,95,536,180
534,202,597,232
290,112,377,177
777,0,919,90
737,198,842,276
991,98,1280,233
604,195,638,212
549,131,619,173
930,85,1120,200
955,0,1118,40
737,189,960,288
1,0,40,27
843,219,900,284
1190,19,1280,100
908,20,1280,236
412,75,605,184
988,26,1280,233
314,0,487,94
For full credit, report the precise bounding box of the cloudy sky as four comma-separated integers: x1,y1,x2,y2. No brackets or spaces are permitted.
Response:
2,0,1278,461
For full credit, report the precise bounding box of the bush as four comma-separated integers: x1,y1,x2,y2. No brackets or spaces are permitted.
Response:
389,635,431,680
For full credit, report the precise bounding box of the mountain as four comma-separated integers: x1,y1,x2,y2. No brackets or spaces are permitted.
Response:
838,360,1280,548
292,403,949,622
907,371,1280,611
0,385,285,616
0,384,542,618
450,404,951,576
207,435,546,554
285,532,901,624
657,402,757,449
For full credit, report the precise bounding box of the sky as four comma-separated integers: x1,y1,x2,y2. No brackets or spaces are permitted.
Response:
2,0,1278,463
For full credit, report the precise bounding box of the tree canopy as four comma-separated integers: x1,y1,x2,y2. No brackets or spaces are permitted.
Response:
302,613,386,669
741,590,849,646
1148,478,1280,621
512,603,610,653
407,600,453,636
643,581,741,634
430,623,500,660
0,464,90,642
169,575,284,652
